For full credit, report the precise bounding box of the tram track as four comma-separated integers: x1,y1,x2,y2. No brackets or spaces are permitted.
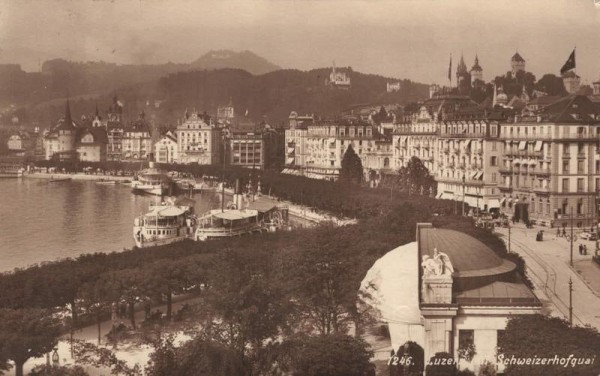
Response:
505,231,585,326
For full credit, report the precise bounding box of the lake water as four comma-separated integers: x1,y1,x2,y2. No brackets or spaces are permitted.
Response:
0,178,223,272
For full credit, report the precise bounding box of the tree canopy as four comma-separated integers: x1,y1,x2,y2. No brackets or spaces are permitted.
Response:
498,314,600,376
339,144,364,185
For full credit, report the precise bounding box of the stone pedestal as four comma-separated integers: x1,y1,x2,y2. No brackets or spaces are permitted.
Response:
422,275,453,304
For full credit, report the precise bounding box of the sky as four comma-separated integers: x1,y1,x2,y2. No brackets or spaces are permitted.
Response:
1,0,600,85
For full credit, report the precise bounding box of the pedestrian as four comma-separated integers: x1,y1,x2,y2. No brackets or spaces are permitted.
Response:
563,228,567,237
579,244,583,255
584,244,588,255
557,228,561,237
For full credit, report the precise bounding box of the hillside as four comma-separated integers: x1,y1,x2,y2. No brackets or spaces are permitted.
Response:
3,65,429,128
0,50,282,109
190,50,281,75
155,67,429,125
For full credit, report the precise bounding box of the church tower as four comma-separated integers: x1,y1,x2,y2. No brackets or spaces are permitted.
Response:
456,53,468,86
470,55,483,84
56,99,77,154
511,52,526,76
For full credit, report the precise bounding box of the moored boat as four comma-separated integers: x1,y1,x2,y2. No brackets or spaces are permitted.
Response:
96,179,117,185
131,162,170,196
133,196,197,248
48,177,72,183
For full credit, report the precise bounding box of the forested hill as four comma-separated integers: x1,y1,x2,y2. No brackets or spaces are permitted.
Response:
16,67,429,128
0,50,282,108
156,68,429,125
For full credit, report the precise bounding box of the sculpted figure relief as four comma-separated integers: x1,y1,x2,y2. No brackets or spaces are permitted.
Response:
422,247,454,277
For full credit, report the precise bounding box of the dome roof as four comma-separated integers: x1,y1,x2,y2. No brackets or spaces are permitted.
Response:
418,226,516,288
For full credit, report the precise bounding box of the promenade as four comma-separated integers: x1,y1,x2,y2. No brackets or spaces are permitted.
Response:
495,224,600,329
24,172,132,181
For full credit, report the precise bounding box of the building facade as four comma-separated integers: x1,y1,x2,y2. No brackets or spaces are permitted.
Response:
498,95,600,227
44,101,78,161
154,132,178,164
122,112,153,161
175,111,221,165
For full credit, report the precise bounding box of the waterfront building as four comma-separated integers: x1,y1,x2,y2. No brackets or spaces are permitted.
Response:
498,95,600,227
44,100,78,161
7,131,34,155
121,112,153,161
154,132,178,164
106,95,124,161
76,127,108,162
285,109,396,180
228,119,264,169
175,111,221,165
285,112,313,169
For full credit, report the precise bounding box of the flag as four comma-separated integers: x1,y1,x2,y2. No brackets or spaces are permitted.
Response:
560,49,576,75
448,55,452,82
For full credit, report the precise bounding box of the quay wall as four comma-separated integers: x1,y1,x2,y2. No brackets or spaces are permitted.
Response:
23,172,132,182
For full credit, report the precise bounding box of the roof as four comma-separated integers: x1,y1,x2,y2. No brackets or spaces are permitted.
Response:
470,55,482,72
526,95,562,107
455,281,540,306
247,201,277,213
562,71,581,79
418,227,517,277
146,206,186,217
211,209,258,221
537,95,600,123
512,52,525,62
77,127,108,145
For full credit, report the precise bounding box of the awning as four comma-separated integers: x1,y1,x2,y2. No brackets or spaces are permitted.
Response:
518,141,527,150
471,171,478,179
534,140,543,152
513,159,522,165
439,192,454,200
287,147,295,154
500,197,506,205
529,159,537,166
286,158,294,165
475,171,484,180
436,192,443,199
487,199,501,209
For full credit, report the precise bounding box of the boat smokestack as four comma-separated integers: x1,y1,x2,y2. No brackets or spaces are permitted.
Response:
235,179,240,195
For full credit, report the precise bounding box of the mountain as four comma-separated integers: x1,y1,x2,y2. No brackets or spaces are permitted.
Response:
190,50,281,75
0,50,280,108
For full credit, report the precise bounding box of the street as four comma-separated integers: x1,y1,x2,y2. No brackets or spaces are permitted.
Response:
495,223,600,330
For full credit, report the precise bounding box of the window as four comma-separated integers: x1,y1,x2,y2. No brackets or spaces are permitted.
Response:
578,142,584,155
577,199,583,215
492,142,497,151
563,178,569,192
458,330,475,352
578,160,584,174
577,178,584,192
490,156,497,166
492,173,497,183
563,160,569,174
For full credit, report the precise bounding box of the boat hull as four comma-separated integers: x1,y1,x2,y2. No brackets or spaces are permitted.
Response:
132,186,167,196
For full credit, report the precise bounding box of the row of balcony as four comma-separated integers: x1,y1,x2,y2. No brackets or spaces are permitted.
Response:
499,166,551,175
441,148,484,155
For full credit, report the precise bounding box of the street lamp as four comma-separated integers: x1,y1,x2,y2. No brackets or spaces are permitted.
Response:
52,348,59,365
462,174,466,216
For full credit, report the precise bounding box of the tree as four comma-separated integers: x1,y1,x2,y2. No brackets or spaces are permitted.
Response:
29,364,90,376
424,352,457,376
277,333,375,376
0,309,61,376
200,248,291,372
339,144,364,185
146,336,244,376
398,156,435,195
534,74,568,96
498,314,600,376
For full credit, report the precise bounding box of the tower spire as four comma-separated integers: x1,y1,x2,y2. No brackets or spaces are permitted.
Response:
64,98,73,127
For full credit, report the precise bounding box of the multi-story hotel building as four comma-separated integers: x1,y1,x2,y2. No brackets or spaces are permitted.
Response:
285,112,381,180
175,111,221,165
121,112,153,161
498,95,600,227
